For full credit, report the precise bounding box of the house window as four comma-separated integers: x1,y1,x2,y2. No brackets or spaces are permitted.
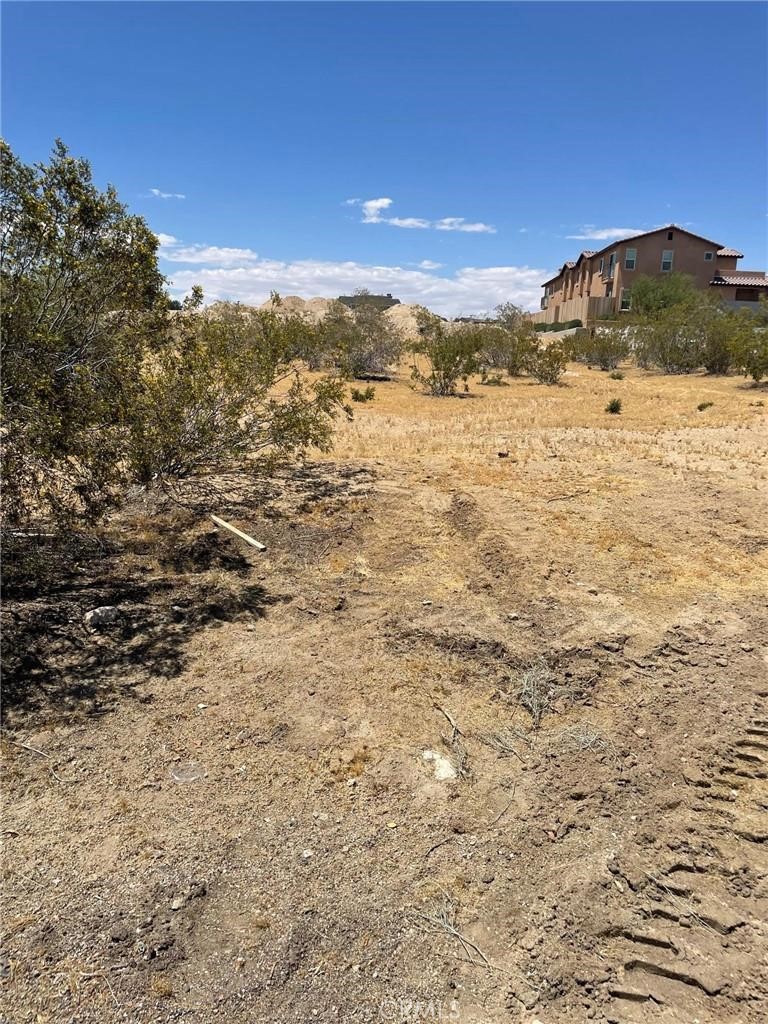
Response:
598,257,604,274
607,253,616,278
624,247,637,271
704,252,714,261
661,249,674,272
605,283,613,299
620,289,631,311
667,231,674,241
734,288,759,302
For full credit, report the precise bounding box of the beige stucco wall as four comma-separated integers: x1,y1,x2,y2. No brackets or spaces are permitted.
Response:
538,229,742,320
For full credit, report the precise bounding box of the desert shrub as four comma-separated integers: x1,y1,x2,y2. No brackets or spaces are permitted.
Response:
605,398,622,414
524,340,568,385
479,370,508,386
319,299,402,378
1,138,164,527
127,302,348,486
697,401,714,411
609,370,625,380
411,311,481,395
0,139,348,531
729,317,768,383
632,302,707,374
350,385,376,402
477,306,537,377
569,327,629,370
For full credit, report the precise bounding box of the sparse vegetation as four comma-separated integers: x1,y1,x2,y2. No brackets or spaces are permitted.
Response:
319,298,403,378
517,659,562,728
350,385,376,402
697,400,714,411
606,397,622,414
410,310,480,395
524,340,568,385
569,327,629,371
609,370,625,380
478,302,538,377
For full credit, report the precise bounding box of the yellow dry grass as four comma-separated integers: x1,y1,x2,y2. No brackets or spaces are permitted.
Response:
318,363,767,627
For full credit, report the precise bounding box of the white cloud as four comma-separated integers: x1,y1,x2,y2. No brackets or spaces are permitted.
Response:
360,197,393,223
388,216,431,229
417,259,443,270
519,227,528,233
566,225,643,241
157,235,259,265
147,187,186,200
434,217,496,234
163,251,550,316
348,197,496,234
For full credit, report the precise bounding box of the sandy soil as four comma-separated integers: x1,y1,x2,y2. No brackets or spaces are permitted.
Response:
2,364,767,1024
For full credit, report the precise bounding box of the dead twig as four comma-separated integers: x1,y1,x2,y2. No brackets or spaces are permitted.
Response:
434,704,463,741
424,835,454,859
481,728,530,762
488,792,515,827
413,895,492,970
4,738,53,759
80,970,121,1008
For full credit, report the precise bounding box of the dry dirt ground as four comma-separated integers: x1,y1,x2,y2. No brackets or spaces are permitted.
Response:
2,364,768,1024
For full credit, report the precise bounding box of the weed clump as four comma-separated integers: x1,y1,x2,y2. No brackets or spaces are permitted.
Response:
518,659,563,729
351,386,376,403
697,401,714,412
605,398,622,414
609,370,625,380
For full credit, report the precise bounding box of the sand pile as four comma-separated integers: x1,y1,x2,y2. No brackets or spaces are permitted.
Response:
383,303,426,341
257,295,339,323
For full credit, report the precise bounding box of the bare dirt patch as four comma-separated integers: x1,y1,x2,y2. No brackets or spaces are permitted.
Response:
3,366,767,1023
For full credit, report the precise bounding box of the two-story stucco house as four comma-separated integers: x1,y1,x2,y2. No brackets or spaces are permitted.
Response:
533,226,767,324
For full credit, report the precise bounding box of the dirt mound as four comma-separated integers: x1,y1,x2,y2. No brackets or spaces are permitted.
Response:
384,302,426,340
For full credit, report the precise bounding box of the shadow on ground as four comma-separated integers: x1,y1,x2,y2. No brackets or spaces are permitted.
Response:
1,529,283,725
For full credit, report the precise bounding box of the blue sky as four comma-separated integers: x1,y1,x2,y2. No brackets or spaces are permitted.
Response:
3,1,766,314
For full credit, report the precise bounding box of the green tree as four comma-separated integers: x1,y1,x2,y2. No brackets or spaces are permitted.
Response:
1,138,165,526
411,310,481,395
628,272,697,316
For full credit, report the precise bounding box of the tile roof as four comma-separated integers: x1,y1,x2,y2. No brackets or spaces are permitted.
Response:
716,247,744,258
710,270,768,287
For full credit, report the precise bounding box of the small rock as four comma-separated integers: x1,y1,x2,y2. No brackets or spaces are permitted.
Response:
634,727,646,738
422,749,458,781
109,923,131,942
300,849,314,861
83,606,121,629
170,896,186,912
